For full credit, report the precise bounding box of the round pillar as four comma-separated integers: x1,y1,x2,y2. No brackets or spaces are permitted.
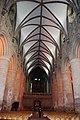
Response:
6,69,16,109
52,72,58,110
62,70,74,111
0,56,9,110
57,71,64,111
70,58,80,113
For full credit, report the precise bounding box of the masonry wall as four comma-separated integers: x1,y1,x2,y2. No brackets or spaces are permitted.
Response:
0,3,26,111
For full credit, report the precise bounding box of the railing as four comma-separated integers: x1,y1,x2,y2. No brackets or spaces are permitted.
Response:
23,92,52,99
22,92,53,110
24,92,52,96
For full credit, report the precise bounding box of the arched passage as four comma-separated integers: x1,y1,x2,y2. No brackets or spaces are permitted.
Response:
61,58,74,111
70,40,80,113
14,65,26,107
0,35,8,56
3,54,17,110
65,58,74,108
14,65,22,101
28,67,49,93
0,35,9,110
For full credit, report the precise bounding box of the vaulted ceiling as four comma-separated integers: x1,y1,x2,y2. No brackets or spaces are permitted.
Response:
16,0,68,76
2,0,78,78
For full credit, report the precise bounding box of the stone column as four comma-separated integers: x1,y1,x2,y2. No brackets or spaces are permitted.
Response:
14,68,22,101
0,56,9,110
52,72,58,111
62,70,74,111
70,58,80,113
47,80,49,94
6,69,16,110
57,71,64,111
18,73,26,108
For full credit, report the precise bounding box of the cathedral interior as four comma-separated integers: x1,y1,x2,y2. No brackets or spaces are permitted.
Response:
0,0,80,119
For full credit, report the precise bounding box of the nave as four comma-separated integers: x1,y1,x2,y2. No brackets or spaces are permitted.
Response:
0,111,80,120
1,0,80,118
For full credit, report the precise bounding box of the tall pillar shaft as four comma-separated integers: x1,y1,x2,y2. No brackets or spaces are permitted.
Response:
57,72,64,111
52,72,58,110
70,58,80,113
6,69,16,109
62,70,74,111
19,74,26,108
0,56,9,110
14,70,22,101
47,80,49,94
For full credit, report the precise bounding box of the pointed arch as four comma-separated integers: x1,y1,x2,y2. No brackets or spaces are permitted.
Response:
63,57,74,110
14,65,22,101
72,40,80,58
14,65,26,106
0,35,8,56
3,54,17,109
75,41,80,58
8,54,16,70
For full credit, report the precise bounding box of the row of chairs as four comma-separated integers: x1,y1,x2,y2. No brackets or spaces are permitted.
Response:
0,111,31,120
0,111,80,120
44,111,80,120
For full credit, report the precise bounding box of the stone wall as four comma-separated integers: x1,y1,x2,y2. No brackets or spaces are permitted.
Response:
0,2,26,111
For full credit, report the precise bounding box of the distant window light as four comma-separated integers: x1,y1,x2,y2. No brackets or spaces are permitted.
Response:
34,78,40,81
35,78,37,81
38,79,40,81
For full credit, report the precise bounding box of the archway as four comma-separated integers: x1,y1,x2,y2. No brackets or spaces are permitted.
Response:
14,65,26,108
0,35,8,56
0,35,9,110
3,54,16,110
28,67,49,93
70,40,80,113
64,58,74,111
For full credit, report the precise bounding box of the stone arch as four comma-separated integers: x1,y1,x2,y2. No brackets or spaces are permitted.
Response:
63,57,74,111
3,54,17,110
0,34,10,111
65,58,72,83
75,41,80,58
0,35,9,56
72,40,80,58
65,58,71,71
14,65,22,101
14,65,26,108
8,54,16,70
